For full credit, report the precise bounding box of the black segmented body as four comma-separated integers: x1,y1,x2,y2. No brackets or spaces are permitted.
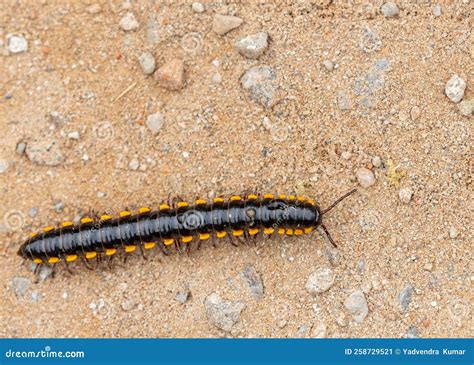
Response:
17,195,321,265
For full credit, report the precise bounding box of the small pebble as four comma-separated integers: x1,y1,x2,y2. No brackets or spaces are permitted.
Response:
119,12,139,31
449,226,458,239
322,60,334,71
423,262,433,271
398,187,413,204
242,265,264,300
26,139,63,166
97,191,106,198
313,323,327,338
204,293,246,332
445,75,466,103
212,73,222,83
432,5,442,17
67,131,80,140
344,290,369,323
240,65,278,108
406,326,418,338
371,156,382,168
11,277,30,298
0,159,8,174
341,151,352,160
305,267,335,294
145,112,165,134
28,207,38,218
192,2,205,13
8,35,28,54
457,100,474,116
128,158,140,171
356,167,376,188
154,58,185,90
38,266,53,282
54,202,64,212
235,32,269,59
16,142,27,155
212,14,243,35
381,2,400,18
121,298,135,311
30,291,41,302
175,288,191,304
410,106,421,121
86,3,102,14
398,284,414,312
138,52,156,75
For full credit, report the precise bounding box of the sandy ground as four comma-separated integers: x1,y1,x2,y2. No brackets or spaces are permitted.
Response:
0,1,472,338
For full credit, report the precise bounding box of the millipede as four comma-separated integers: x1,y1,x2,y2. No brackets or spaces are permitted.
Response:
17,189,357,275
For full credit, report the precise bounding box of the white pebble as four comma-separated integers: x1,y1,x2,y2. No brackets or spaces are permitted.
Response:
235,32,269,59
119,12,139,31
67,131,80,140
457,100,473,116
212,73,222,83
381,2,399,18
128,158,140,170
356,168,376,188
344,290,369,323
145,112,164,134
322,60,334,71
305,267,335,294
449,226,458,239
8,35,28,54
445,75,466,103
371,156,382,168
0,159,8,174
138,52,156,75
192,2,205,13
398,187,413,204
86,4,102,14
432,5,442,17
341,151,352,160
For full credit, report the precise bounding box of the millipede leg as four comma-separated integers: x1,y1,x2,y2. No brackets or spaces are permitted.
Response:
81,256,94,270
64,260,74,275
319,224,338,248
107,255,114,270
139,245,148,260
158,243,170,256
51,263,57,278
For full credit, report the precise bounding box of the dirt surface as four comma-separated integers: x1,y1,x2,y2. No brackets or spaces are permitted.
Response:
0,1,472,338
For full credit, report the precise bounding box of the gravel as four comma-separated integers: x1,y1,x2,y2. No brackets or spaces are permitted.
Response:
192,2,205,13
138,52,156,75
8,35,28,54
0,159,8,174
212,14,243,35
449,226,458,239
235,32,268,59
204,293,246,332
305,267,335,294
11,277,30,298
242,265,264,300
54,202,64,212
457,100,473,116
145,112,165,134
371,156,382,168
128,158,140,171
398,187,414,204
313,323,327,338
356,168,376,188
240,65,278,108
445,75,466,103
119,12,139,31
175,288,191,304
398,284,414,312
16,142,27,155
154,58,185,90
344,290,369,323
67,131,80,140
86,4,102,14
28,207,38,218
381,2,400,18
26,139,63,166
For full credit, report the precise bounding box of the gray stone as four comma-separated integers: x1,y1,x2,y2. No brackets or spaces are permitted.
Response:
39,266,53,282
16,142,26,155
28,207,38,218
138,52,156,75
305,267,335,294
356,168,376,188
204,293,246,332
212,14,243,35
432,5,442,17
445,75,466,103
146,112,165,134
176,288,191,304
8,35,28,54
235,32,268,59
0,159,8,174
26,139,63,166
457,100,474,116
242,265,264,300
240,65,278,108
406,326,418,338
54,202,64,212
381,2,399,18
119,12,139,31
344,290,369,323
360,26,382,53
11,277,30,298
398,284,414,312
